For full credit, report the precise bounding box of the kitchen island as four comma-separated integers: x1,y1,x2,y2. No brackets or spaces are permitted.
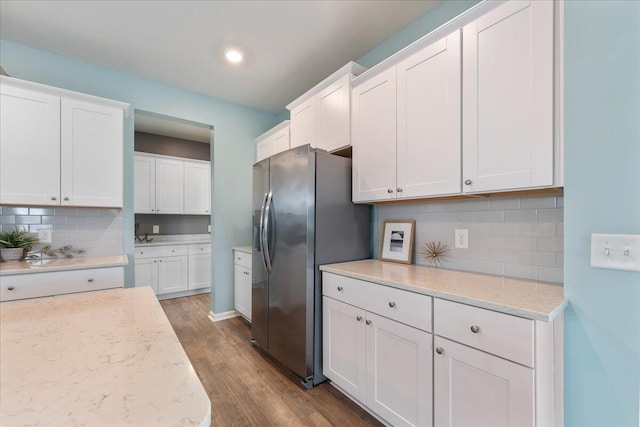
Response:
0,287,211,426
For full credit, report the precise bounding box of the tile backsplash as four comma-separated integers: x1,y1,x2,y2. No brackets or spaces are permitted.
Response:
0,206,123,257
373,194,564,283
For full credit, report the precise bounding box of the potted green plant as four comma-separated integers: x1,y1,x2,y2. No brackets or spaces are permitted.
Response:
0,227,39,262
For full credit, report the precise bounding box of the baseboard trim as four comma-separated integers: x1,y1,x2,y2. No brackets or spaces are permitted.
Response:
208,310,239,322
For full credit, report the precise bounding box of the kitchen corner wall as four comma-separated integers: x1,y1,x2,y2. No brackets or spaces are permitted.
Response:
373,194,564,283
0,206,122,257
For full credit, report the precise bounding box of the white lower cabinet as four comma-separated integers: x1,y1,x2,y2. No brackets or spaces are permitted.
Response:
135,243,210,297
1,267,124,302
233,249,252,321
322,273,433,427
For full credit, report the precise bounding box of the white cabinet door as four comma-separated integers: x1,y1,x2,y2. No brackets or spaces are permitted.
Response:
184,160,210,215
60,98,123,207
290,97,316,149
135,257,158,294
462,0,554,193
155,158,184,214
434,336,534,427
134,153,156,214
0,85,61,206
256,137,273,163
323,297,367,403
366,312,432,427
234,264,252,320
316,74,351,153
271,126,290,156
157,255,188,294
352,67,397,202
397,31,461,198
188,252,211,290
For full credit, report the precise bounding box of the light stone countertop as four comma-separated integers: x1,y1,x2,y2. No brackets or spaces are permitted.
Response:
0,287,211,427
134,236,211,248
232,245,253,254
0,255,128,276
320,259,566,321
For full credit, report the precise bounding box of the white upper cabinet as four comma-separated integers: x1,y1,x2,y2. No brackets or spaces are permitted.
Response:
353,30,461,203
155,157,184,214
134,153,156,213
0,85,61,206
60,98,123,207
0,76,128,207
462,0,554,193
287,62,366,153
352,67,397,202
397,30,461,198
256,121,290,163
184,160,211,215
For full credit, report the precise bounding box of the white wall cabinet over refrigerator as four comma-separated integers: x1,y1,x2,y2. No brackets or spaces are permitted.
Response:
352,31,461,203
322,273,433,427
256,121,290,163
287,62,366,153
462,0,555,194
0,76,127,207
233,248,252,321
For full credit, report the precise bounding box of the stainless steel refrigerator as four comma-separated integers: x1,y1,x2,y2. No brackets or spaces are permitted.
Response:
252,144,370,388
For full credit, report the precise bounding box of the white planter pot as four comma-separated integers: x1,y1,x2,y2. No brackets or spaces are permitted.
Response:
1,248,26,262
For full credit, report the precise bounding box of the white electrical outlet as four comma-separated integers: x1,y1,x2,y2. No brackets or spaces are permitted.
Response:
38,229,53,243
208,225,211,233
455,229,469,249
152,225,160,234
591,233,640,272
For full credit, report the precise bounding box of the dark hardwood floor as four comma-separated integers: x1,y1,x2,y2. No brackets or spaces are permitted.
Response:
160,294,382,427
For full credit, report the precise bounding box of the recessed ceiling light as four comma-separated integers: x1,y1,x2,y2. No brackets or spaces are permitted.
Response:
225,49,243,64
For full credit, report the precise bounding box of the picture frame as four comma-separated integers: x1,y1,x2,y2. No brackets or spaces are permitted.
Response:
380,220,415,264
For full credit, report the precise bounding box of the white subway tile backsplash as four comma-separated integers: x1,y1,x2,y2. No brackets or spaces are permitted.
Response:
42,215,66,225
2,207,29,215
28,208,55,216
16,216,41,224
375,195,564,283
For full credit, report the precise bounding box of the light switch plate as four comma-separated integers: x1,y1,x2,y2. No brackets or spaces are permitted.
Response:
590,234,640,272
455,229,469,249
152,225,160,234
38,229,52,243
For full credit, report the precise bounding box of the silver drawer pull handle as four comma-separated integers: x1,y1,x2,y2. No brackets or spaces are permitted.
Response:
64,196,69,201
388,302,396,308
87,279,94,283
51,196,57,201
436,347,444,355
243,271,249,275
470,325,480,334
337,286,343,291
7,286,15,291
365,320,372,326
237,257,241,260
356,316,363,322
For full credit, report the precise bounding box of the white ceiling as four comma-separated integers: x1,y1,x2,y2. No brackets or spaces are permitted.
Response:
0,0,440,114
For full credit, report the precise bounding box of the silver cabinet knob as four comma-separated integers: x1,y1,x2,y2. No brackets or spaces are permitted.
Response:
470,325,480,333
7,286,15,291
151,209,155,212
436,347,444,355
337,286,343,291
464,179,472,185
64,196,69,201
365,319,372,326
51,196,57,201
153,260,156,263
396,188,403,193
356,316,363,322
387,188,393,194
87,278,94,283
171,250,175,253
388,302,396,308
201,248,204,251
157,209,160,212
159,260,162,262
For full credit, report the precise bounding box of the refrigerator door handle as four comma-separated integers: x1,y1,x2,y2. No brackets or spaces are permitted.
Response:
263,190,273,273
258,191,269,272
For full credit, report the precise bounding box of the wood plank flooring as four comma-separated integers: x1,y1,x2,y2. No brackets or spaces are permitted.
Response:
160,294,382,427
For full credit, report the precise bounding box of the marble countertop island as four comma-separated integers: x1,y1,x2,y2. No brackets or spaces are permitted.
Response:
321,259,566,321
0,255,128,276
0,287,211,426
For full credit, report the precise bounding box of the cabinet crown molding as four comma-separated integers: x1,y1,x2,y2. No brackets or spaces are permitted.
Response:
256,120,290,142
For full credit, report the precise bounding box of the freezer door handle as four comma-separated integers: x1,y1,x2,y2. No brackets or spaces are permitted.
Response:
263,191,273,273
258,191,269,272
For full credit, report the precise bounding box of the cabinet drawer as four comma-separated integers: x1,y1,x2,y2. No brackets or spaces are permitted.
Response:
323,273,432,332
135,245,188,259
0,267,124,302
434,298,534,367
188,243,211,255
234,250,251,268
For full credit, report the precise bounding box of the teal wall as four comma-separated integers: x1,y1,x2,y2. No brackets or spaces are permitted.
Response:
0,40,279,315
564,1,640,425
